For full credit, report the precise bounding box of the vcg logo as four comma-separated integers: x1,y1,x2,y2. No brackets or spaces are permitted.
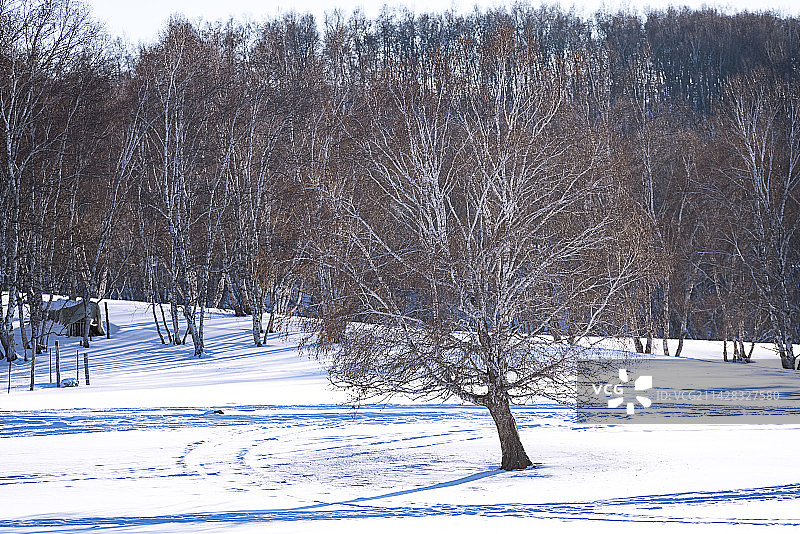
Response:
592,368,653,415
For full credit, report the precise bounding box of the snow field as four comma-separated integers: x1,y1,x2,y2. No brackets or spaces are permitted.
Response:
1,298,798,532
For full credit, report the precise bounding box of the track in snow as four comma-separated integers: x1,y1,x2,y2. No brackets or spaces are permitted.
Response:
2,403,799,532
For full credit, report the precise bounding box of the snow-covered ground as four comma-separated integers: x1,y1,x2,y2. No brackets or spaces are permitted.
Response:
1,299,799,533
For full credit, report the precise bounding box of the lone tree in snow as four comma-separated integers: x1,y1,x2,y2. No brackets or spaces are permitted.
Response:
312,32,638,470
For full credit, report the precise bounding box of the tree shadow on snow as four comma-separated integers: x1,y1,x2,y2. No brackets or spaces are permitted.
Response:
4,480,799,531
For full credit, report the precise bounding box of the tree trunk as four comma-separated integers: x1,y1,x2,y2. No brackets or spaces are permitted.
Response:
486,395,532,471
212,273,225,309
286,281,305,318
769,309,792,369
18,295,29,360
662,279,670,356
148,265,166,344
737,322,749,363
264,308,275,343
251,282,263,347
29,286,43,354
197,304,206,358
626,300,643,352
159,301,173,344
776,326,795,369
181,300,203,357
644,291,653,354
2,173,20,363
713,268,729,362
781,329,796,371
98,267,109,301
170,299,181,345
228,274,250,316
265,283,276,337
151,300,166,344
80,295,91,349
777,340,792,369
674,280,694,358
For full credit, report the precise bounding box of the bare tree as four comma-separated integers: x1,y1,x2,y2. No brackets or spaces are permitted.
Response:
722,73,799,369
0,0,97,359
136,19,228,357
227,21,292,346
314,34,637,470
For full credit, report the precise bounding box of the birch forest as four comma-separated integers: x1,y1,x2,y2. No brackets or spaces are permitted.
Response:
1,0,798,373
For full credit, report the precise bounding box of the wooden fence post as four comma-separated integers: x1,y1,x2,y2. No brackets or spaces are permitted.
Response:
76,349,79,382
6,359,10,394
83,353,90,385
49,347,52,383
55,340,61,387
105,302,110,339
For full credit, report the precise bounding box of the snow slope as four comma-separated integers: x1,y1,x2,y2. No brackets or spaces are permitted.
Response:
1,299,799,533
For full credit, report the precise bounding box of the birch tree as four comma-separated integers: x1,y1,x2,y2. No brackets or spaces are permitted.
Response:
138,19,224,357
228,22,293,346
723,73,799,369
0,0,96,359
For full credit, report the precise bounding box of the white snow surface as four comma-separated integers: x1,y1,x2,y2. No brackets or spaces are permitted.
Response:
1,298,799,533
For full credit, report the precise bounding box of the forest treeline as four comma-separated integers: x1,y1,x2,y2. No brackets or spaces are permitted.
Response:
0,0,798,368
